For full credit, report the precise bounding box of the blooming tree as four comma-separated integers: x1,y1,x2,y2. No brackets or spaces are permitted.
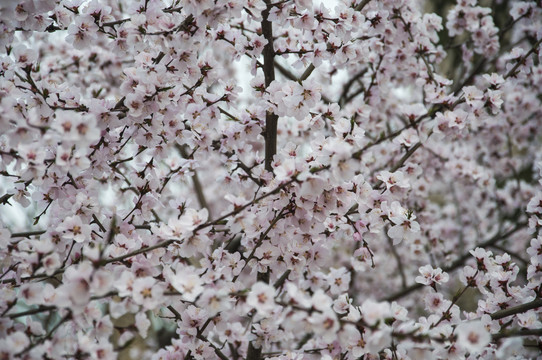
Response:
1,0,542,359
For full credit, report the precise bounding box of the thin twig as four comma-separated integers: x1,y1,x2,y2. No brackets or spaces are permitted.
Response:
386,231,407,289
176,144,212,218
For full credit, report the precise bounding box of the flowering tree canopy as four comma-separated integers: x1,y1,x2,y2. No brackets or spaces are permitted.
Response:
1,0,542,359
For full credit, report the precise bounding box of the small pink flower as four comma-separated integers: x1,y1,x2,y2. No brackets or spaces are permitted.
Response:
455,320,491,354
56,215,91,243
416,265,449,288
247,282,276,316
132,277,164,309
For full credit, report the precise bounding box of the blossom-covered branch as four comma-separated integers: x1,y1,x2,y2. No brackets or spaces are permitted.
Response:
1,0,541,359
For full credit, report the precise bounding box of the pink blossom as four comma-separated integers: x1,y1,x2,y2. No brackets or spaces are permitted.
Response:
360,300,391,326
377,171,410,192
132,277,164,310
12,45,37,66
56,215,91,243
247,282,276,316
164,265,203,302
455,320,491,354
415,265,449,287
66,15,98,49
0,0,540,357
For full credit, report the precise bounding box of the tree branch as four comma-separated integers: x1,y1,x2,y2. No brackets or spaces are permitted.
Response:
262,0,278,174
491,298,542,321
492,328,542,340
176,144,212,218
383,222,527,302
355,0,371,11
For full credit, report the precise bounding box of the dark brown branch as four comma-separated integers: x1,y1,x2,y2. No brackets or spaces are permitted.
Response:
492,328,542,340
97,239,176,266
262,0,277,174
167,306,228,360
232,206,290,283
491,298,542,321
453,58,487,95
176,144,211,218
374,142,423,190
488,244,529,266
355,0,371,11
273,60,332,104
299,63,315,82
10,224,150,240
2,169,328,286
383,222,527,302
347,142,423,216
6,302,71,319
386,231,407,289
339,68,367,106
17,311,71,356
504,38,542,79
196,334,230,360
10,230,46,238
273,269,291,289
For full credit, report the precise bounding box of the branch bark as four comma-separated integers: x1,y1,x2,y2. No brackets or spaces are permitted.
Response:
176,144,212,218
247,4,276,359
383,222,527,302
491,298,542,320
262,0,278,173
355,0,371,11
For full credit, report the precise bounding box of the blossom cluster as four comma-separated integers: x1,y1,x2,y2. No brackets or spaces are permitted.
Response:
0,0,541,359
